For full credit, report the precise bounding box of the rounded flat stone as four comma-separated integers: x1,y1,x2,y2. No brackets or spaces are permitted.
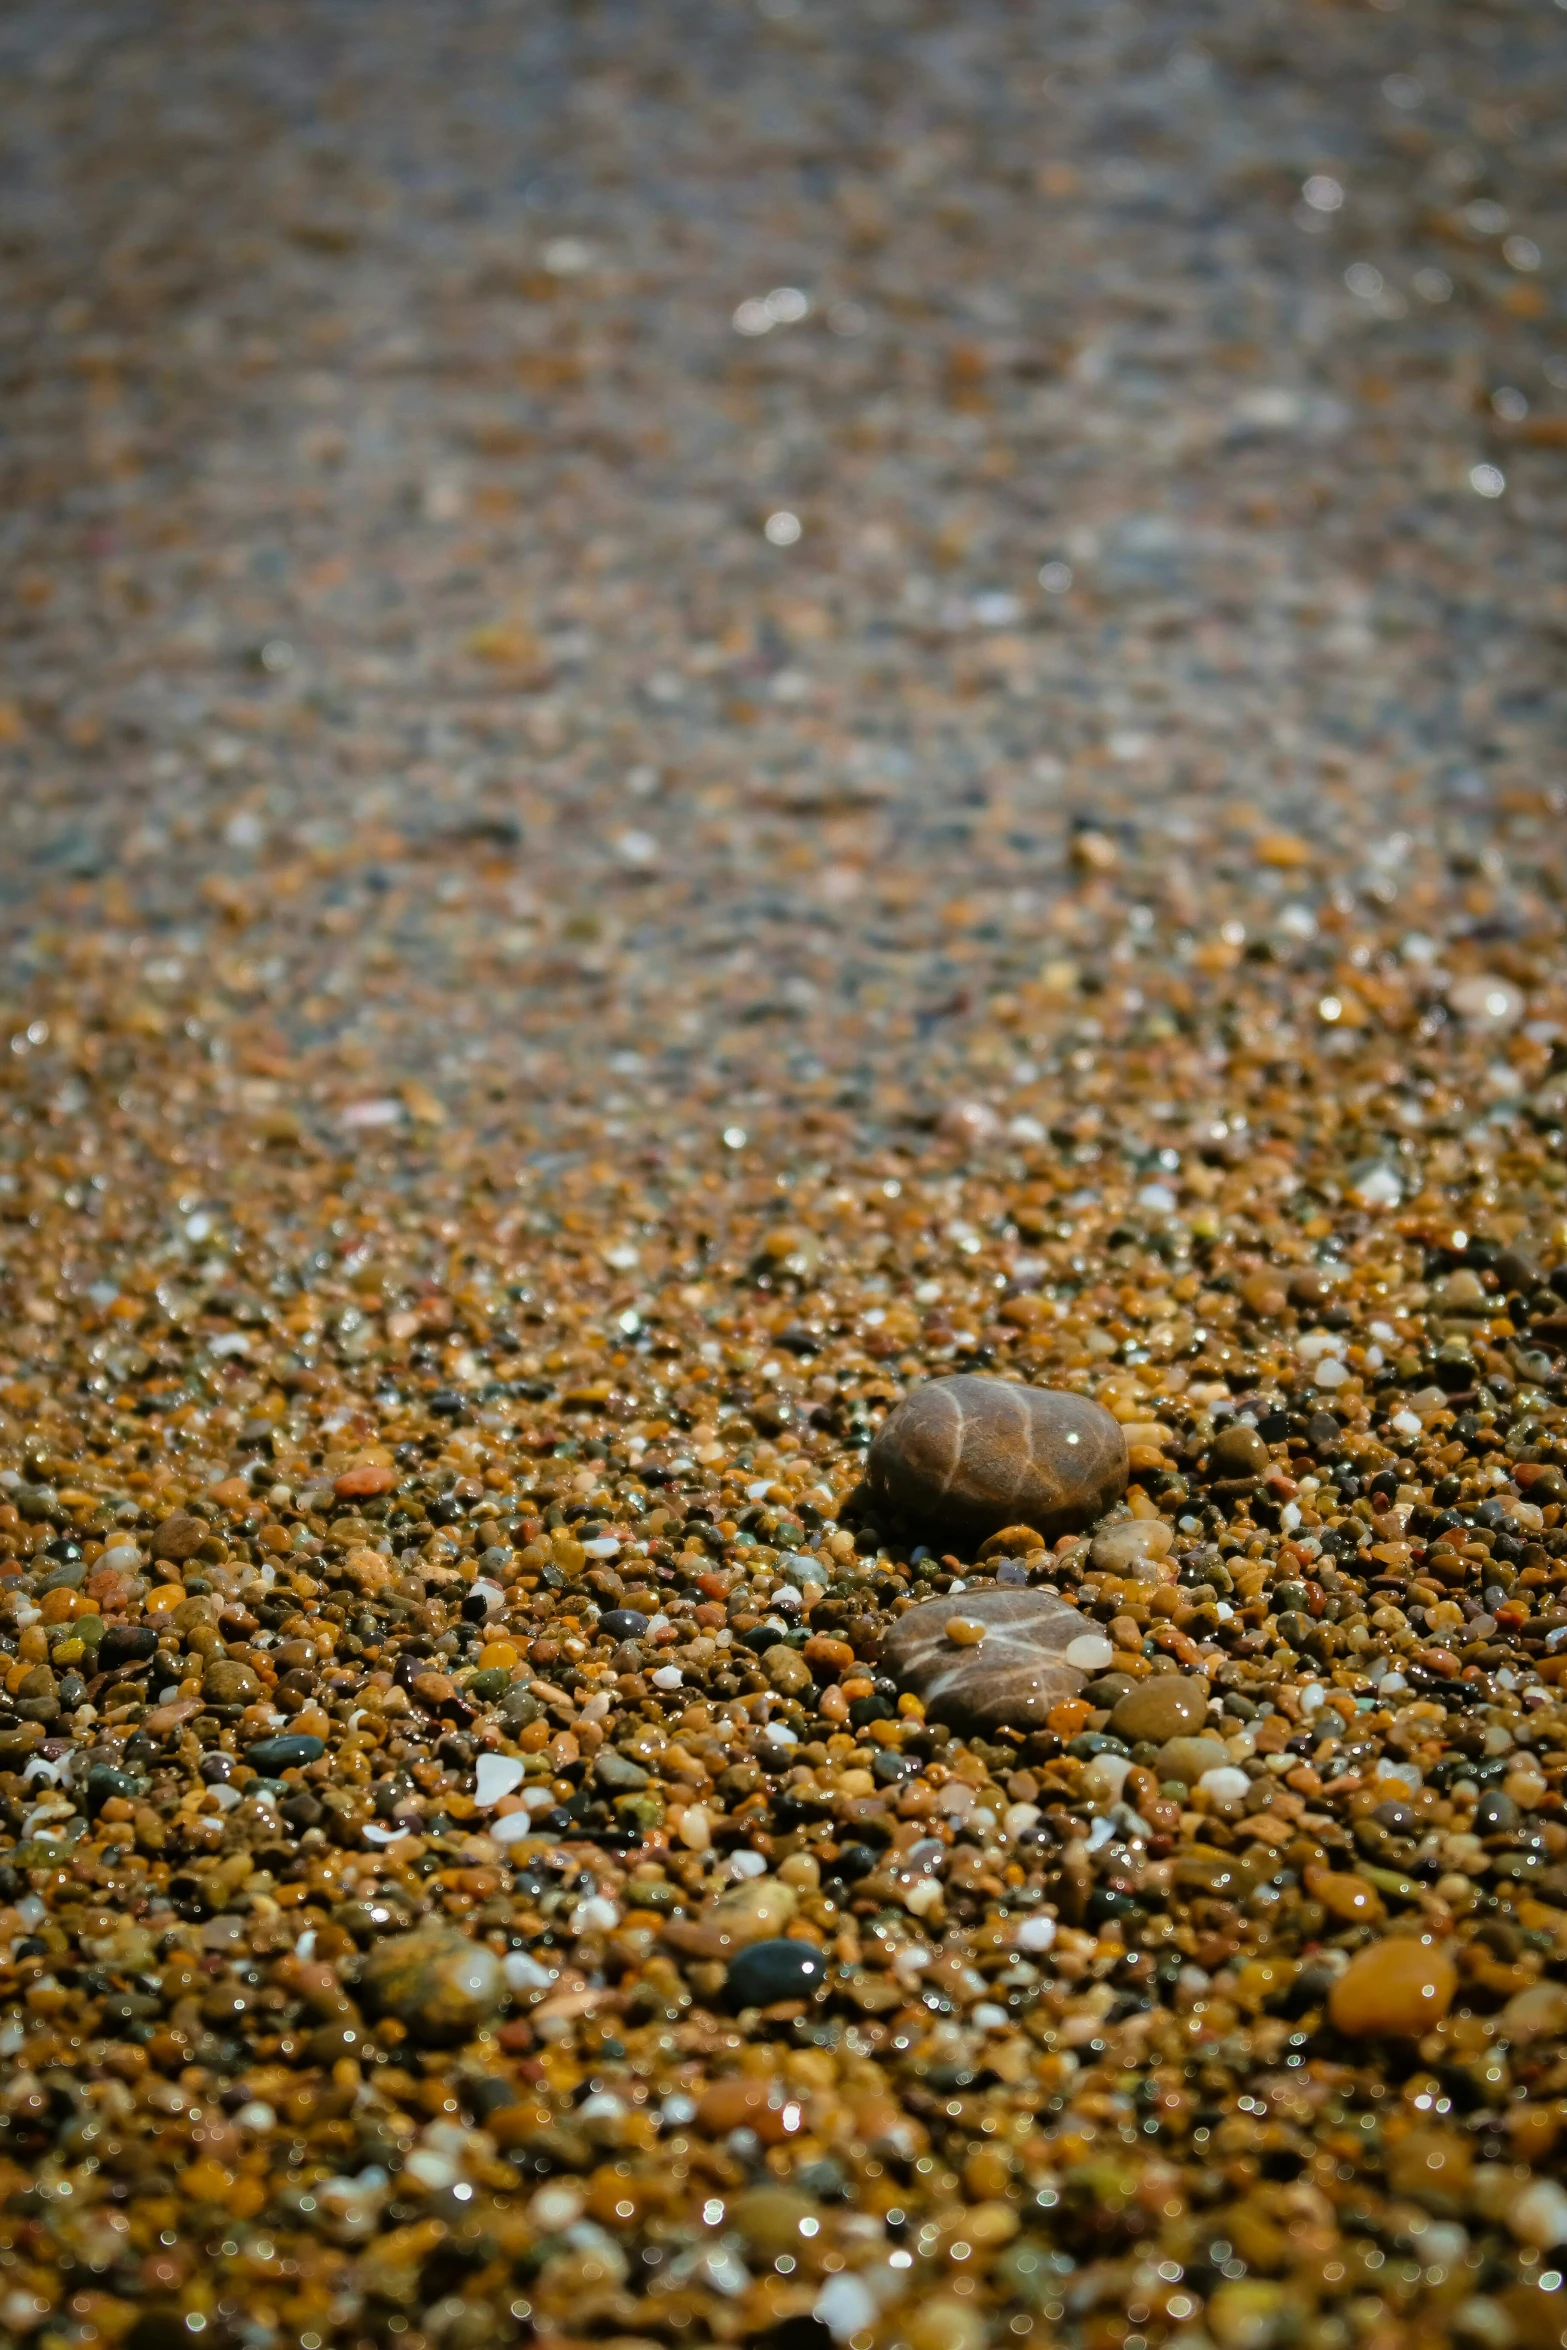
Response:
881,1586,1094,1732
1111,1676,1210,1744
866,1375,1127,1548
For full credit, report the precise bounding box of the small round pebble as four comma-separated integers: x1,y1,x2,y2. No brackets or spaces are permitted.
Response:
867,1375,1128,1546
1210,1423,1271,1478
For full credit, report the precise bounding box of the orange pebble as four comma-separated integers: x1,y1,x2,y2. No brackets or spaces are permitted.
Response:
1329,1937,1456,2039
1305,1864,1385,1925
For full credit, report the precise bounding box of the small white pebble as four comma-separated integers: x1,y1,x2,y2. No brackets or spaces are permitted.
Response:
530,2184,584,2232
1066,1632,1115,1670
1014,1914,1057,1954
1197,1766,1252,1803
504,1951,557,1991
474,1754,526,1809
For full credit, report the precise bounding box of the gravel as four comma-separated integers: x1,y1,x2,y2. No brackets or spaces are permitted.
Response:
0,2,1565,2347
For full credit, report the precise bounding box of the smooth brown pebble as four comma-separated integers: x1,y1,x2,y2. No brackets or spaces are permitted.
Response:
1328,1937,1456,2038
867,1374,1127,1546
1111,1676,1209,1744
1498,1982,1567,2044
1210,1422,1270,1478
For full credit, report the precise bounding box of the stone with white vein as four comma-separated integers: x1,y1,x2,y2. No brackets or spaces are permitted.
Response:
881,1586,1095,1732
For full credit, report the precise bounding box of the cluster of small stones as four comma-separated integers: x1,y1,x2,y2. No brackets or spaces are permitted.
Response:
6,1163,1567,2350
0,0,1566,2346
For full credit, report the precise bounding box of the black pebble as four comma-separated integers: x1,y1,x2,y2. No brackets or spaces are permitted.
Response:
98,1623,159,1672
600,1608,651,1641
84,1764,139,1814
726,1938,830,2007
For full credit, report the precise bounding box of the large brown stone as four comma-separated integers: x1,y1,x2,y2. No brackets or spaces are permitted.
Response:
881,1586,1104,1732
866,1376,1127,1548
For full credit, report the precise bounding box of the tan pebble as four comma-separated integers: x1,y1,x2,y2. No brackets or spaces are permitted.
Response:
1089,1518,1174,1574
944,1615,986,1646
1154,1734,1230,1787
1498,1982,1567,2043
763,1643,813,1696
1385,2124,1472,2211
1328,1937,1456,2038
904,2298,988,2350
728,2185,821,2260
1111,1675,1209,1744
674,1803,712,1851
360,1928,503,2044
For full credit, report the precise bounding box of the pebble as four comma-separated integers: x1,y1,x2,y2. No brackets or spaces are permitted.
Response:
1110,1675,1210,1744
867,1375,1127,1547
1328,1938,1459,2039
883,1586,1093,1731
360,1928,505,2043
245,1734,327,1773
1155,1733,1232,1786
1209,1423,1272,1479
725,1938,830,2007
1089,1519,1174,1575
473,1753,526,1807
